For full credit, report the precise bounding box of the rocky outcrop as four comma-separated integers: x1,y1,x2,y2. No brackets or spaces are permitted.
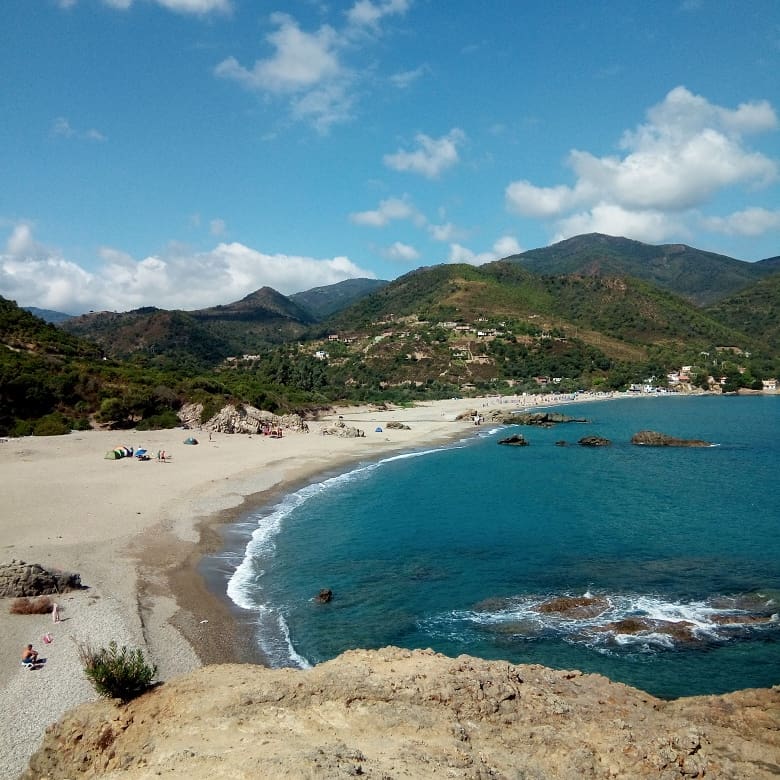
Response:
0,560,82,598
385,421,411,430
498,433,529,446
578,435,611,447
631,430,712,447
204,404,306,434
23,648,780,779
490,411,589,426
320,419,365,437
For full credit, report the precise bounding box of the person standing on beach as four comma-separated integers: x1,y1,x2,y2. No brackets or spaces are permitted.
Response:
51,603,60,623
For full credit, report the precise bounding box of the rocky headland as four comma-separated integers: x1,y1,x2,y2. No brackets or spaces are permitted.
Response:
24,648,780,779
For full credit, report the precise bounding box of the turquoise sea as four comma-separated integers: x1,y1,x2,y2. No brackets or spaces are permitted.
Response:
215,395,780,698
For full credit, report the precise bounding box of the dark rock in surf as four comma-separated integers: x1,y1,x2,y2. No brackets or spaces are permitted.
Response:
578,436,611,447
498,434,529,446
631,430,712,447
315,588,333,603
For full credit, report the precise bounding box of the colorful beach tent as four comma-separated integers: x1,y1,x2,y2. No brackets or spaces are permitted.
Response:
375,427,383,433
183,437,198,445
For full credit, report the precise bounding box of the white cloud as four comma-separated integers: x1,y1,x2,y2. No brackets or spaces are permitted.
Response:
428,222,463,242
383,128,465,178
703,207,780,236
346,0,410,31
447,235,521,266
216,15,341,94
505,86,778,244
554,204,688,245
382,241,419,261
215,4,407,132
389,66,426,89
155,0,232,13
0,225,374,314
505,180,584,218
349,197,425,227
492,235,523,257
51,116,106,142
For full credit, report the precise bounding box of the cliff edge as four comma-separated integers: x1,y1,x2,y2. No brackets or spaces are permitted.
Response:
24,647,780,779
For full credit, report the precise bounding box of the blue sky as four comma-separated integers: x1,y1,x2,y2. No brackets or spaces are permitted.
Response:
1,0,779,314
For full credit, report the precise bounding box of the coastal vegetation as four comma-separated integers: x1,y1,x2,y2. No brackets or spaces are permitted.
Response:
77,641,157,703
2,234,779,437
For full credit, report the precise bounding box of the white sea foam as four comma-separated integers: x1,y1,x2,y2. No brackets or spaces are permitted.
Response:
422,590,777,654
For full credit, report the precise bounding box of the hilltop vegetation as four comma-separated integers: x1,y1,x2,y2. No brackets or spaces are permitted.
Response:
2,234,779,436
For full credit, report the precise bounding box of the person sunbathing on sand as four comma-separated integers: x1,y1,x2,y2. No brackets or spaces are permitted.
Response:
22,644,38,665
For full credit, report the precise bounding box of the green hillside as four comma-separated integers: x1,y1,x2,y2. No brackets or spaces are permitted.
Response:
290,278,389,320
705,272,780,354
505,233,770,305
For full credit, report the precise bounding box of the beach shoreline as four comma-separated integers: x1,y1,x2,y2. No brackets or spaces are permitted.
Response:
0,390,639,776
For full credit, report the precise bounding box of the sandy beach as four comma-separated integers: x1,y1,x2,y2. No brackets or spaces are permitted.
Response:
0,392,616,777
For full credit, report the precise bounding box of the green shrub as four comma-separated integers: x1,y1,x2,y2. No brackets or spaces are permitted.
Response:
33,412,72,436
9,419,34,437
77,641,157,702
136,410,180,430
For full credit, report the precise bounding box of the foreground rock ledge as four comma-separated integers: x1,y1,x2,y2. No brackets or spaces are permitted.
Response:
25,648,780,779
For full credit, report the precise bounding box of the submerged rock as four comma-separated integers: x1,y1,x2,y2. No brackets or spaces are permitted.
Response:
535,596,609,619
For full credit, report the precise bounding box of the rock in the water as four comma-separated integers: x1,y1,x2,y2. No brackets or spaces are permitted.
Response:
315,588,333,603
0,560,82,598
498,434,529,446
578,435,611,447
631,430,712,447
536,596,609,619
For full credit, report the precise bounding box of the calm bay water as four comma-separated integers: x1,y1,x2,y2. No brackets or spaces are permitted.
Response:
219,395,780,698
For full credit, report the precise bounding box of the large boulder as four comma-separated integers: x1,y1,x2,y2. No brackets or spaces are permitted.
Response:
0,560,82,598
631,430,712,447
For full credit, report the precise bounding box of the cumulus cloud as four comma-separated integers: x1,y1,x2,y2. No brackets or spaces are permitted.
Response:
383,129,465,178
349,197,425,227
702,207,780,236
447,235,522,266
0,225,374,314
428,222,464,242
216,2,409,131
506,86,779,243
382,241,419,261
346,0,410,31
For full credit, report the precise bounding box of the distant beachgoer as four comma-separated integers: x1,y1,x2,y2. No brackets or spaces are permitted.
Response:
51,603,60,623
22,644,38,665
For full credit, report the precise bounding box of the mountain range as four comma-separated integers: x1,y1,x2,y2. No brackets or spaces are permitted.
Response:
53,233,780,364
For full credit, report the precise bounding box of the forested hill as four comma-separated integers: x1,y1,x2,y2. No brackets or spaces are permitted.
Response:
504,233,772,305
